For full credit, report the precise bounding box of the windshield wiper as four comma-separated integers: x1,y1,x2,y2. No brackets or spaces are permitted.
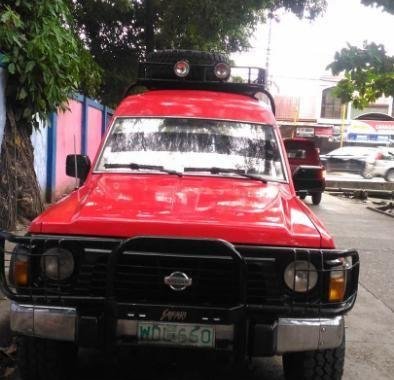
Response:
184,167,268,183
104,163,182,177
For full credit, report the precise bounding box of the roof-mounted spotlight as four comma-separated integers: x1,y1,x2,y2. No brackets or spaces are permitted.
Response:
174,60,190,78
214,63,231,80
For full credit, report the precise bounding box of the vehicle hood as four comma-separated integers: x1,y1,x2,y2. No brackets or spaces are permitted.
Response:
30,174,331,248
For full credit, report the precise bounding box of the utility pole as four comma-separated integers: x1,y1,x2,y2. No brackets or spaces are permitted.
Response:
265,17,273,91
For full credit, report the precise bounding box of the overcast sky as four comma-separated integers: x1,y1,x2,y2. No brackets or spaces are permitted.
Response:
231,0,393,94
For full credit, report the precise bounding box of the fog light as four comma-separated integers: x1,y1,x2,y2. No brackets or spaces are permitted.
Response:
284,260,318,292
41,248,75,281
174,60,190,78
214,63,231,80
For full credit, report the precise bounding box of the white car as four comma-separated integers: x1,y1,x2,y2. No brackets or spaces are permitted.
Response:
364,147,394,182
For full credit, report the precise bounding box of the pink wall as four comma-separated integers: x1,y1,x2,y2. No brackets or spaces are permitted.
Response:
55,100,82,199
87,107,103,161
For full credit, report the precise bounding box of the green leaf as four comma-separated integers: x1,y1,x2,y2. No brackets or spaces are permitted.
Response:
26,61,35,73
18,88,28,100
8,62,16,74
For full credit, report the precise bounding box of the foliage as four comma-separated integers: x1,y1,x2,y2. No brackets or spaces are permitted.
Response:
327,42,394,109
69,0,327,107
327,1,394,109
361,0,394,14
0,0,101,128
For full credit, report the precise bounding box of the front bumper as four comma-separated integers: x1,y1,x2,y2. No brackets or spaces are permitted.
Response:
10,302,344,355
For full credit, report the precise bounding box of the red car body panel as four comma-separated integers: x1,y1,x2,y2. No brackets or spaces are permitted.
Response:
114,90,277,125
29,90,335,249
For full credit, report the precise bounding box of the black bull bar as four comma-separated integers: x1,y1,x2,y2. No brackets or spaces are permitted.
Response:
0,231,359,316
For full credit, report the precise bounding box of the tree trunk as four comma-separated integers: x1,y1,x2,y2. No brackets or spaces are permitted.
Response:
0,108,43,230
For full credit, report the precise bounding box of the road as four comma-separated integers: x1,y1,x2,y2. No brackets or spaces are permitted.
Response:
3,194,394,379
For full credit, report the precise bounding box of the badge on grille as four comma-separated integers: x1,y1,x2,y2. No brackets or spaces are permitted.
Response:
164,272,192,291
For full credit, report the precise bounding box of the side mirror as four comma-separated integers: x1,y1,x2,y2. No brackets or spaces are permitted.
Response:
66,154,91,185
292,165,325,192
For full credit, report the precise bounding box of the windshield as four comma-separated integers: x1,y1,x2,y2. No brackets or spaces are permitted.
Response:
96,117,286,181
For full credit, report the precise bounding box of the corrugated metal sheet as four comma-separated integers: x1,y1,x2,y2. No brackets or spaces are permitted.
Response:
274,95,317,122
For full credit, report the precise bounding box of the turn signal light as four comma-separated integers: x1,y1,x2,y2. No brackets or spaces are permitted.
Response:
13,257,29,287
328,270,346,302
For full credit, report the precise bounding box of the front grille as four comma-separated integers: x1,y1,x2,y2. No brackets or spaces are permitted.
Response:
1,234,359,313
246,260,282,304
114,252,239,306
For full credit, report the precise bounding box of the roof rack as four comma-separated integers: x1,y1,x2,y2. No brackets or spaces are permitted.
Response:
124,61,276,115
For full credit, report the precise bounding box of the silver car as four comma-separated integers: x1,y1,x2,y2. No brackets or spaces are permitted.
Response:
364,147,394,182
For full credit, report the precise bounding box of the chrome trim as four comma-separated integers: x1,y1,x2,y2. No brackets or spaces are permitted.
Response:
276,316,344,353
10,302,76,342
116,320,234,341
84,248,112,254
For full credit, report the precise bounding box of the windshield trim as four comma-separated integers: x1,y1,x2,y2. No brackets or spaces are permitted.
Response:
93,116,289,183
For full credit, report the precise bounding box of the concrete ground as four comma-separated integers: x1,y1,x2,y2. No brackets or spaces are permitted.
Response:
308,193,394,380
2,194,394,379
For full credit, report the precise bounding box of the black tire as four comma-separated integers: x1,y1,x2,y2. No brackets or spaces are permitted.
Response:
17,336,78,380
283,338,345,380
384,168,394,182
312,192,322,205
299,193,307,200
361,168,373,179
145,49,230,81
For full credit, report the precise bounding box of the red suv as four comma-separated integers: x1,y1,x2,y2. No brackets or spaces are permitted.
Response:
284,138,326,205
0,50,359,380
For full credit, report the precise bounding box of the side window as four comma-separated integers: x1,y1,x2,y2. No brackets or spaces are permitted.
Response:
287,149,307,159
321,87,346,119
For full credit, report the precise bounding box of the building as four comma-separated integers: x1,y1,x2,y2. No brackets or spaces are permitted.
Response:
273,75,394,152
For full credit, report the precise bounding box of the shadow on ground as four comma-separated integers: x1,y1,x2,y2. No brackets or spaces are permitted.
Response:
75,349,285,380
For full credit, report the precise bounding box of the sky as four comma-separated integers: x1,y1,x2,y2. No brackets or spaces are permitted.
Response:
231,0,393,95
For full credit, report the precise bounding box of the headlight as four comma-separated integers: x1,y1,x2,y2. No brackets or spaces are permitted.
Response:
284,260,318,292
40,248,75,281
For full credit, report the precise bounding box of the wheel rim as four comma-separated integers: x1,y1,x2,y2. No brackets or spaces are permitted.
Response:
387,170,394,182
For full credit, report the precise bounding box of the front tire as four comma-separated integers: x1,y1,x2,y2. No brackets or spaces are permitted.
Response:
17,336,78,380
384,168,394,182
283,337,345,380
312,192,322,205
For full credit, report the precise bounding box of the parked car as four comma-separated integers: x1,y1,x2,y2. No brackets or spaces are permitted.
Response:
320,146,377,175
284,138,325,205
363,147,394,182
0,50,359,380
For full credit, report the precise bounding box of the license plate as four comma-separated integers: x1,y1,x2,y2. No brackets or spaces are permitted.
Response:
137,322,215,348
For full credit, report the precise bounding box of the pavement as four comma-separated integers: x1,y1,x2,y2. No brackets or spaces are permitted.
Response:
311,193,394,380
1,193,393,379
